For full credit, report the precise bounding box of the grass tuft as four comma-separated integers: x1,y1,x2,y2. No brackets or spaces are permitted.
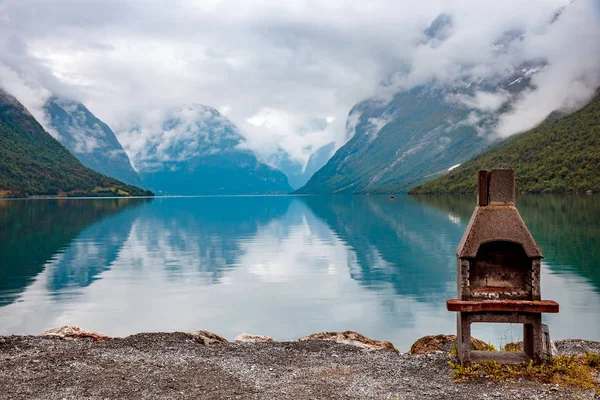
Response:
450,353,600,395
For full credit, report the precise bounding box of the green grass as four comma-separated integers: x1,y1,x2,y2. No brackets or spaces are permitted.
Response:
450,353,600,395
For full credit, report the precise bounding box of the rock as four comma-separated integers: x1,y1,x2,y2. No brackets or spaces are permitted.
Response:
409,335,456,354
187,330,227,345
234,333,274,343
554,339,600,355
504,340,557,356
42,326,111,342
503,342,523,352
409,334,495,354
298,331,398,352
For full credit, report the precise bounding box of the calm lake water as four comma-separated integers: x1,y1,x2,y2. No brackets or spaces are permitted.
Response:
0,195,599,350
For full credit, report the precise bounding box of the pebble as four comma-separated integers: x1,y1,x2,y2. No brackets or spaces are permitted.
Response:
2,334,599,399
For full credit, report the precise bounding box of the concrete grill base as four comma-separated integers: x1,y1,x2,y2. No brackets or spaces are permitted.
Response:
456,311,544,364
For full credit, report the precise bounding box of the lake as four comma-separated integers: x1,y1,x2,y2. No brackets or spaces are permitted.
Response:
0,194,599,351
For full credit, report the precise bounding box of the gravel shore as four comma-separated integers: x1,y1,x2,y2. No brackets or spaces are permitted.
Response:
0,333,599,399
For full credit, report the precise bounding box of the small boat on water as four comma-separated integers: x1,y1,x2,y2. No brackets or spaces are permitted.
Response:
389,195,394,199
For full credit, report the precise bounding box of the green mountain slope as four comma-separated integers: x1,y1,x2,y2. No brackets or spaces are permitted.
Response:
409,93,600,194
0,89,152,198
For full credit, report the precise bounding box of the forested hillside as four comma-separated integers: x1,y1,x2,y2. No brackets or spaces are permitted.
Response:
409,93,600,194
0,89,152,198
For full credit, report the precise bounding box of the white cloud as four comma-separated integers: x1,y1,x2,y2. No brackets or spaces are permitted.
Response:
366,114,395,140
0,0,598,167
448,90,511,113
494,0,600,138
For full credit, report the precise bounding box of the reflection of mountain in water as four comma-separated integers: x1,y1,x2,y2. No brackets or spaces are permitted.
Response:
47,200,149,294
301,195,465,302
127,196,292,283
0,198,148,306
414,194,600,294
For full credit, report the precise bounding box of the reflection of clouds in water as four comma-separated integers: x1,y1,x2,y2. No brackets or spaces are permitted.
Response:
541,263,600,340
1,197,599,350
242,215,339,282
0,252,63,333
0,200,457,349
447,213,461,225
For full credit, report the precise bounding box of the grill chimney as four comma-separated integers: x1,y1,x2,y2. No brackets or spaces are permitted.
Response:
478,169,515,206
447,169,559,364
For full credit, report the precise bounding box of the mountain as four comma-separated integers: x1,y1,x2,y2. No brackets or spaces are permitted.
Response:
132,105,292,195
296,15,551,195
296,66,537,194
409,92,600,194
0,89,152,198
44,97,143,187
304,142,336,181
274,142,336,190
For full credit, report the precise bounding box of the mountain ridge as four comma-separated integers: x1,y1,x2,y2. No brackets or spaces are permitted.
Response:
132,104,293,195
409,92,600,194
0,88,152,198
44,97,143,187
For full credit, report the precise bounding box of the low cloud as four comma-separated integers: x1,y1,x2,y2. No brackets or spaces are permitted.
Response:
118,105,243,171
0,0,598,167
448,90,511,113
494,0,600,137
366,114,395,140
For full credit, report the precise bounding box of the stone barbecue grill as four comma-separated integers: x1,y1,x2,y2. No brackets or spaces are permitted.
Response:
447,169,559,364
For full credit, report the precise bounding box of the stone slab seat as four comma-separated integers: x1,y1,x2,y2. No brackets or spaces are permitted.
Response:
447,299,559,313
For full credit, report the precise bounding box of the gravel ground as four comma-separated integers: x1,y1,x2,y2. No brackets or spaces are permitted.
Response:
0,333,598,399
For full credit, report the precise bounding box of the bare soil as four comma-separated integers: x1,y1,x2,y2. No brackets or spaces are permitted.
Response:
0,333,598,399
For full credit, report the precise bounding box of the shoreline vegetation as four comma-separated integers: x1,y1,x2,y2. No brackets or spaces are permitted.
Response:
0,189,154,199
1,328,599,399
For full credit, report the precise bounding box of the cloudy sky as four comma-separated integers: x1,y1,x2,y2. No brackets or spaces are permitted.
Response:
0,0,599,168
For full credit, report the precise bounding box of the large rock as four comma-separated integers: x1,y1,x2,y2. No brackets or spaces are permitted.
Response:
42,326,111,342
187,330,228,345
503,342,524,352
299,331,397,352
409,334,494,354
234,333,274,343
505,340,558,356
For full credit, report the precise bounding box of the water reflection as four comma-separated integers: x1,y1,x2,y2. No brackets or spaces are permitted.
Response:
0,198,148,306
415,194,600,294
0,195,599,349
301,195,462,301
413,194,600,343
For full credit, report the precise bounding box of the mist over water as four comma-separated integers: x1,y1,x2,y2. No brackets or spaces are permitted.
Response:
0,195,598,350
